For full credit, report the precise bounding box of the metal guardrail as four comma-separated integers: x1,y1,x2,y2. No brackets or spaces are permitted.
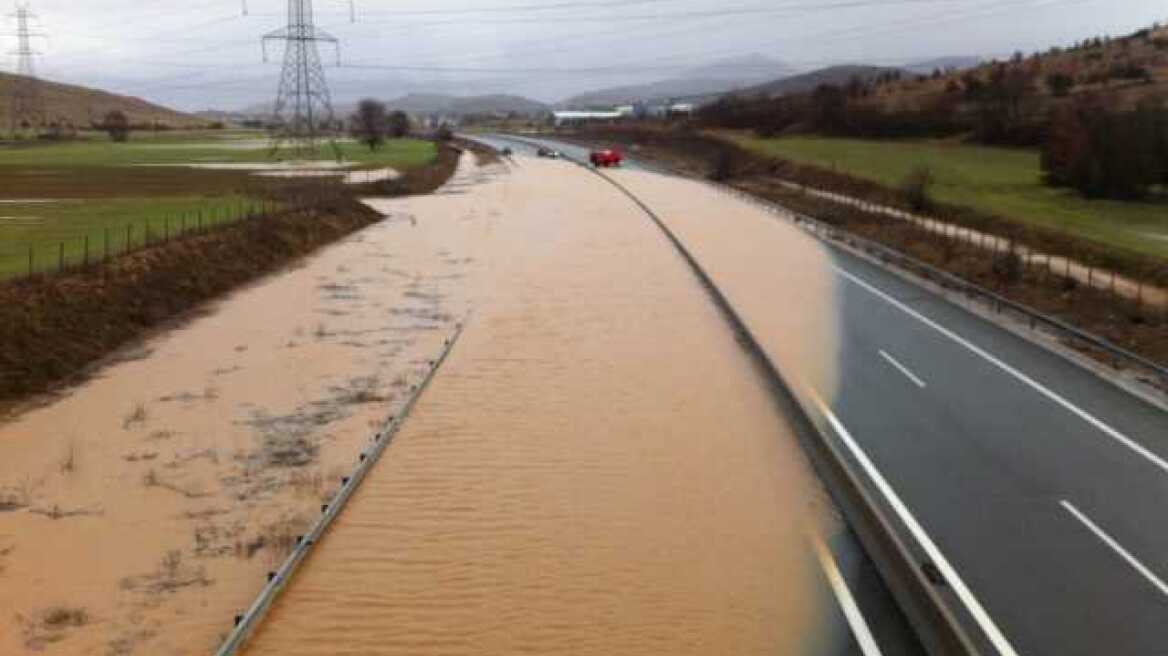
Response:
488,131,1168,384
579,163,988,656
491,129,1167,396
213,324,465,656
705,182,1168,397
466,133,1165,654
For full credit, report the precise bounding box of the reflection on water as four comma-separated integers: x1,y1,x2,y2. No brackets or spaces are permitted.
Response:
243,160,841,655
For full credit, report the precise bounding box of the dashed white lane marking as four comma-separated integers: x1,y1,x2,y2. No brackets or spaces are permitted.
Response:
812,533,885,656
1061,500,1168,597
833,265,1168,476
879,350,927,389
809,390,1021,656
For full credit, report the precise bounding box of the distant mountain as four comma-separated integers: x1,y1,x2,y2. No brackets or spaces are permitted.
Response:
738,65,905,98
903,56,983,76
449,94,549,116
237,93,548,119
0,72,203,128
561,54,791,108
681,53,794,81
382,93,458,115
383,93,548,116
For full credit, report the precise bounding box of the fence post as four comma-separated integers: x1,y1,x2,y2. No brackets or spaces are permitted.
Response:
58,242,64,273
83,235,89,267
27,245,33,277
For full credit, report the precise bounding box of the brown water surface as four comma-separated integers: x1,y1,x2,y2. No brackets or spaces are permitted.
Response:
243,158,842,655
0,157,494,655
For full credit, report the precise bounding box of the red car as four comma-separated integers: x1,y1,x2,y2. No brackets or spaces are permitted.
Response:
590,147,623,167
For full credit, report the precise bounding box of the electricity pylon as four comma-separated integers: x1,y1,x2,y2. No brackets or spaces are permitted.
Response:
7,2,45,136
262,0,342,156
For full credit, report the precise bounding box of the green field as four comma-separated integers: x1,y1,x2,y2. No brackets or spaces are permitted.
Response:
0,131,437,169
728,133,1168,260
0,132,437,278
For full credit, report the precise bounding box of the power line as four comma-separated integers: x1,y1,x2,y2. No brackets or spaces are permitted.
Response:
346,0,968,28
263,0,344,154
7,1,47,134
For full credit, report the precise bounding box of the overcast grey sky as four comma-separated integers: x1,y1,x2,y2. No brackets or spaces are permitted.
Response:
6,0,1167,109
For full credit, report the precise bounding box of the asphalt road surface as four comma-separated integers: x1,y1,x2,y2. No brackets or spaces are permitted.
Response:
481,134,1168,656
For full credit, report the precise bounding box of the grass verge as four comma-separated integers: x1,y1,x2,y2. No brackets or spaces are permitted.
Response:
560,126,1168,368
726,134,1168,261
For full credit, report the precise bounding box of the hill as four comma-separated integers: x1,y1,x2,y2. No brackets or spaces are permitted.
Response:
449,94,549,116
0,73,203,129
561,54,791,108
383,93,548,116
903,56,983,76
738,65,905,98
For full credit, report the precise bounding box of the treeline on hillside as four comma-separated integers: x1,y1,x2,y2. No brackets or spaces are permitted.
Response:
697,24,1168,200
1043,99,1168,199
698,63,1055,145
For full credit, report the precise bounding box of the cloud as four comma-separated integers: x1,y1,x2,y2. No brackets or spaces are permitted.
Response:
6,0,1165,110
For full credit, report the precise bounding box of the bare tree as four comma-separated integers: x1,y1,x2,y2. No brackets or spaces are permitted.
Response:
387,110,410,138
102,110,130,143
350,99,388,151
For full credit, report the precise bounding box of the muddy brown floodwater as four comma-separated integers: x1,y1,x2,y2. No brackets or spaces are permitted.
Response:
241,157,844,655
0,156,498,655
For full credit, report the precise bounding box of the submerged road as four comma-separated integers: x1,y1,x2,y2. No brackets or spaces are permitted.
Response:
487,135,1168,656
239,151,923,656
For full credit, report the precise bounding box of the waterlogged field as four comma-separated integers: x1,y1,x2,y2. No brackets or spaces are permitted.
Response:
730,134,1168,260
0,131,438,277
0,130,437,168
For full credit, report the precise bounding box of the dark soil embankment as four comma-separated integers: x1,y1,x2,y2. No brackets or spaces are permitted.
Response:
562,126,1168,368
0,142,463,410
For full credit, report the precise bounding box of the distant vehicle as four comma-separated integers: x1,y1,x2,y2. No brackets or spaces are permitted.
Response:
501,146,513,156
536,146,561,159
590,147,623,167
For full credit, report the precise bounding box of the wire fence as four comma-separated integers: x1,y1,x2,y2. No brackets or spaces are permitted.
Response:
1,198,280,281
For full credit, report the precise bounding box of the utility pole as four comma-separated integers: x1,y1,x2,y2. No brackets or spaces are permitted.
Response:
262,0,343,155
7,1,46,136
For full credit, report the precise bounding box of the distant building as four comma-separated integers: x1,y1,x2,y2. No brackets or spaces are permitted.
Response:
552,110,622,127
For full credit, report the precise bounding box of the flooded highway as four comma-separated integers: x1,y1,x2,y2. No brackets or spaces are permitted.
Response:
241,157,849,655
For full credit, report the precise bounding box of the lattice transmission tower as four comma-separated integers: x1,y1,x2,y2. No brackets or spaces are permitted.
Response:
7,1,45,136
262,0,344,155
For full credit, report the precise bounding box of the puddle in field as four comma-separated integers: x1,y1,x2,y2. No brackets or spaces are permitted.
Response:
243,160,843,655
0,156,495,655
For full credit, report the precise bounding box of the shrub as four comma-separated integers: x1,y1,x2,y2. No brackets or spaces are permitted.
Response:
102,110,130,142
901,165,935,211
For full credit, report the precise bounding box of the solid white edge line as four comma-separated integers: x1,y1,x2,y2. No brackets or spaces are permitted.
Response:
1060,500,1168,597
833,265,1168,476
809,391,1021,656
879,350,927,389
812,533,886,656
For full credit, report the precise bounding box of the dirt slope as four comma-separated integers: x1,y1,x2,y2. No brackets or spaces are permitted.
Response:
0,72,203,129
